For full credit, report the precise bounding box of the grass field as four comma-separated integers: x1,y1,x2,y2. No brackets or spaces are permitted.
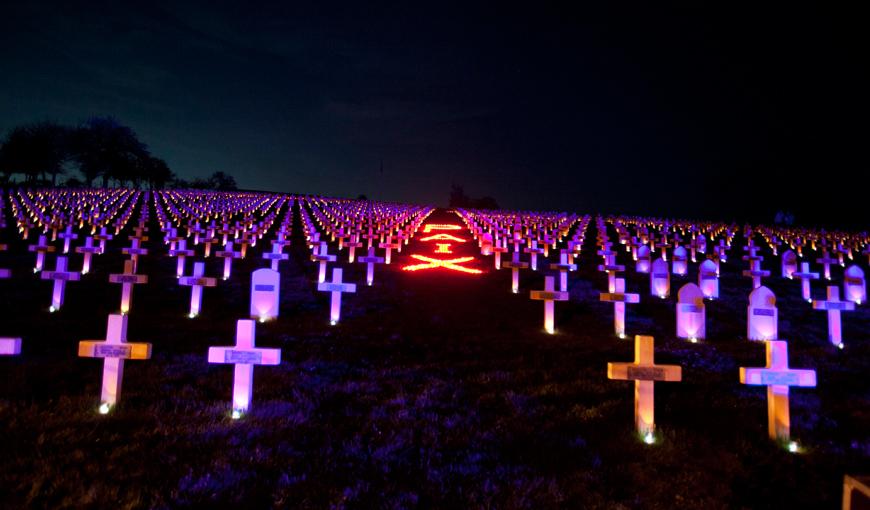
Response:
0,205,868,509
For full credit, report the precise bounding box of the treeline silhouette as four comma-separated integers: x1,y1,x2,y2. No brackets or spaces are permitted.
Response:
0,117,237,190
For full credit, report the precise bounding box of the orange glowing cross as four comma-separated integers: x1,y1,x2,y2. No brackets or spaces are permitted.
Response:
423,224,462,233
435,243,452,253
419,233,466,242
402,254,482,274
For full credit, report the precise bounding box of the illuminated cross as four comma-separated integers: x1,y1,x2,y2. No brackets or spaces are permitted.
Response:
423,224,461,233
263,242,289,271
121,238,148,273
93,227,114,252
402,254,482,275
58,225,79,254
317,268,356,325
792,262,819,302
739,340,816,442
816,248,838,280
311,241,336,283
523,240,544,270
420,233,466,242
742,260,771,289
78,314,152,413
28,235,56,272
491,239,508,270
608,335,682,442
502,251,529,293
345,234,363,263
109,260,148,314
215,241,243,280
549,250,577,292
41,256,80,311
600,278,640,338
812,286,854,348
168,239,194,278
379,235,400,264
358,246,386,285
207,319,281,418
165,227,185,252
530,276,569,334
75,236,103,274
179,262,217,318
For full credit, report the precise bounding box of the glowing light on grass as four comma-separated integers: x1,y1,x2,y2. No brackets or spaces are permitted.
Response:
643,432,656,445
99,402,111,415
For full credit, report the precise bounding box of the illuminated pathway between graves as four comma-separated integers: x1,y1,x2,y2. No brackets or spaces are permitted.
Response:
400,209,486,276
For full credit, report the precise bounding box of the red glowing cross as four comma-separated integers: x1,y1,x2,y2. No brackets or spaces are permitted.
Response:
423,224,462,233
402,254,482,274
419,233,466,242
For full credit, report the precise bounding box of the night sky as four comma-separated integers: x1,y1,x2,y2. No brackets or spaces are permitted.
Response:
1,3,865,226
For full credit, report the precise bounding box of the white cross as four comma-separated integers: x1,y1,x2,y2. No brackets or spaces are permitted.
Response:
74,236,103,274
739,340,816,443
600,278,639,338
207,320,281,417
78,314,152,413
28,235,56,272
530,276,569,334
41,256,80,311
108,259,148,314
358,246,385,286
812,286,854,348
317,268,357,325
179,262,217,317
608,335,682,442
215,241,243,280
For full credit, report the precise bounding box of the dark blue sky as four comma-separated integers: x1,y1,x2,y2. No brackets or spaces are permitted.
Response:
1,2,865,226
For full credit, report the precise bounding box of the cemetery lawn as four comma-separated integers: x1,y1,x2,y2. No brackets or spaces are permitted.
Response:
1,208,868,509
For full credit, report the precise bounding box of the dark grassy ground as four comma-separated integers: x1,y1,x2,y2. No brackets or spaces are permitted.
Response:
0,203,868,509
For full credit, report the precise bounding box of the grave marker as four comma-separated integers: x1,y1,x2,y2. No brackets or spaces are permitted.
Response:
207,320,281,417
78,314,151,413
250,268,281,322
607,335,682,441
739,340,816,442
317,268,356,325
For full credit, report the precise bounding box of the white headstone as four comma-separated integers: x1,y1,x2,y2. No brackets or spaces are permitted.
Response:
650,258,670,298
843,265,866,305
672,246,688,276
747,285,778,341
781,250,798,279
636,245,651,273
698,259,719,299
250,268,281,322
676,283,705,341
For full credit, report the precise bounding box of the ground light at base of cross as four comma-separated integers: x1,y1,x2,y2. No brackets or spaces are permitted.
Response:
643,432,656,445
99,402,111,415
231,409,242,420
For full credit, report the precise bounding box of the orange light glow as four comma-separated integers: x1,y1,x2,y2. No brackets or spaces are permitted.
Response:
402,254,482,274
420,233,467,242
435,243,453,253
423,224,462,233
